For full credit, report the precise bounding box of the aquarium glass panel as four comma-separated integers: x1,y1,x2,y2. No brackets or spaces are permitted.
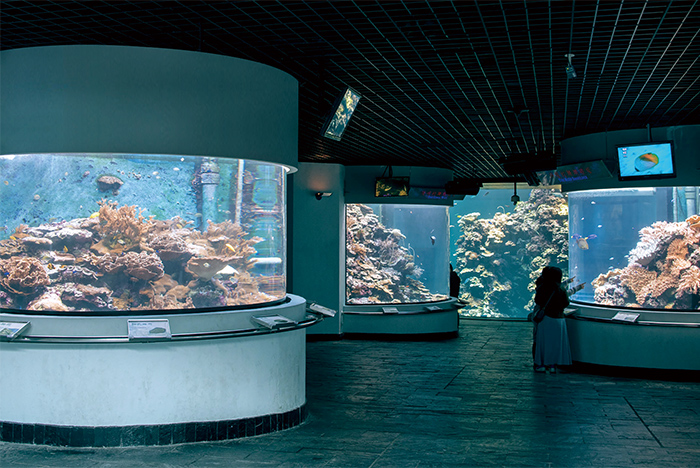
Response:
568,187,700,311
346,204,449,304
0,153,287,313
450,188,569,318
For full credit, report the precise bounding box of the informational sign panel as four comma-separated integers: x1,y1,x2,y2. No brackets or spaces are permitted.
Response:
308,303,337,317
127,319,172,341
612,312,640,323
0,321,30,341
251,315,297,330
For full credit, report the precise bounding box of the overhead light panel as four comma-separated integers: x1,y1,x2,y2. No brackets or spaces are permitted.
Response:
320,87,361,141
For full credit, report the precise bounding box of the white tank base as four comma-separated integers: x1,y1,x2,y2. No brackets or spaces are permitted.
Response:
342,299,460,339
566,303,700,371
0,295,314,446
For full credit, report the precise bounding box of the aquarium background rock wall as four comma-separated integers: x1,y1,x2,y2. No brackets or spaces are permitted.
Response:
450,189,569,318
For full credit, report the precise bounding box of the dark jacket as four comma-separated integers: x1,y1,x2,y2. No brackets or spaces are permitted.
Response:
534,282,569,319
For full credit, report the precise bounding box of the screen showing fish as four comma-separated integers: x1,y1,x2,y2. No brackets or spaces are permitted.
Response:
617,142,675,181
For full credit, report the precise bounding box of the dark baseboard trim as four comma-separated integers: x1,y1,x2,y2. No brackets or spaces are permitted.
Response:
572,362,700,382
342,330,459,341
0,404,307,447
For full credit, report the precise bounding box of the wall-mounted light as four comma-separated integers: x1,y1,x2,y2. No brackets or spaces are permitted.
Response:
315,192,332,200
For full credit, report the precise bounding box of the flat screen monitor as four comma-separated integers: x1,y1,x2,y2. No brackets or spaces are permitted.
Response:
321,87,361,141
375,177,409,197
617,141,675,181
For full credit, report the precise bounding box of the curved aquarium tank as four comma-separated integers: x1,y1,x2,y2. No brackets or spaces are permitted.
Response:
568,187,699,311
0,153,287,313
346,204,449,305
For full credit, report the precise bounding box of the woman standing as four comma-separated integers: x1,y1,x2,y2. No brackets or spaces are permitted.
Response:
532,266,572,373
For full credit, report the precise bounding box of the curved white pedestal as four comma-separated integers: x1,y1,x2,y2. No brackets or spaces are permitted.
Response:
566,302,700,371
0,295,315,446
342,298,459,339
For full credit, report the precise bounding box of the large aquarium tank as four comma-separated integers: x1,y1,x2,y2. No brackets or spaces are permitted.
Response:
568,187,699,311
346,204,449,304
450,188,569,318
0,153,287,313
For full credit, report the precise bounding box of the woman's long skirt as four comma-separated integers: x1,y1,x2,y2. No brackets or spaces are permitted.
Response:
533,316,572,367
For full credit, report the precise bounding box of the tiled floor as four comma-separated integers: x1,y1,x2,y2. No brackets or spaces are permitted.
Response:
2,319,699,467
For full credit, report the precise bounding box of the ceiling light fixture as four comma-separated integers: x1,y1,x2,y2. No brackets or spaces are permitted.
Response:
565,54,577,79
511,182,520,206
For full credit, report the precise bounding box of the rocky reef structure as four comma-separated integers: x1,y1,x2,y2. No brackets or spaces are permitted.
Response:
453,189,569,317
592,215,700,310
346,204,447,304
0,201,276,312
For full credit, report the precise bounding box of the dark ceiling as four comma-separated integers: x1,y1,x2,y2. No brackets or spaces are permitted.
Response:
1,1,699,182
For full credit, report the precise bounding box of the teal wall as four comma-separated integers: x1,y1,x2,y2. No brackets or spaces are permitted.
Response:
1,45,298,169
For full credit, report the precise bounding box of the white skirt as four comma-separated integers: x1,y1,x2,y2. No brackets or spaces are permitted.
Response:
534,316,572,367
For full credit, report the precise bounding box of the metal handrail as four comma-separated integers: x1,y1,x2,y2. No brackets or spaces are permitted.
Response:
567,313,700,328
4,315,323,344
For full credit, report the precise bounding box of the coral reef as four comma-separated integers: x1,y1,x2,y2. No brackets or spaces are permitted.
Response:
453,189,569,317
0,256,50,295
592,216,700,310
90,200,152,254
346,204,446,304
0,201,275,312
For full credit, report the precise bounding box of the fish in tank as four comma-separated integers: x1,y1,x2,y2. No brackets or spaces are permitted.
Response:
0,153,287,312
451,188,569,318
568,187,700,311
346,203,449,304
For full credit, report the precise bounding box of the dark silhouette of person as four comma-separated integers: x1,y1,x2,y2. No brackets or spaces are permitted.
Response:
532,266,573,373
450,264,460,298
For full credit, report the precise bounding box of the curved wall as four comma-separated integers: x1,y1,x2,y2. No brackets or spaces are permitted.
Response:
560,125,699,191
0,45,298,169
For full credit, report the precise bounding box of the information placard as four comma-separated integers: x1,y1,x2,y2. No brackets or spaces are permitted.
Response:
308,303,337,318
251,315,297,330
382,307,399,314
612,312,640,323
0,321,30,341
127,319,172,341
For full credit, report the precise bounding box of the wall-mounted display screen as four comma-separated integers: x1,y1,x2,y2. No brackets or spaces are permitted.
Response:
375,177,410,197
617,141,675,181
321,87,361,141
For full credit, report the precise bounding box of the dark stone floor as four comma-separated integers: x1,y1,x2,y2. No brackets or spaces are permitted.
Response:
2,319,699,467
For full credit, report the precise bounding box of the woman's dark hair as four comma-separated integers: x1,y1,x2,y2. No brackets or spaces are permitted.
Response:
536,266,563,286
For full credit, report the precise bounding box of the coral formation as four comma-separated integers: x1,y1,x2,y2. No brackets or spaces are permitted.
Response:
91,200,152,254
453,189,569,317
346,204,446,304
592,216,700,310
0,201,273,312
0,256,51,295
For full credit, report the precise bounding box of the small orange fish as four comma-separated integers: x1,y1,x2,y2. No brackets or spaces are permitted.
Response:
63,246,69,252
47,263,55,270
